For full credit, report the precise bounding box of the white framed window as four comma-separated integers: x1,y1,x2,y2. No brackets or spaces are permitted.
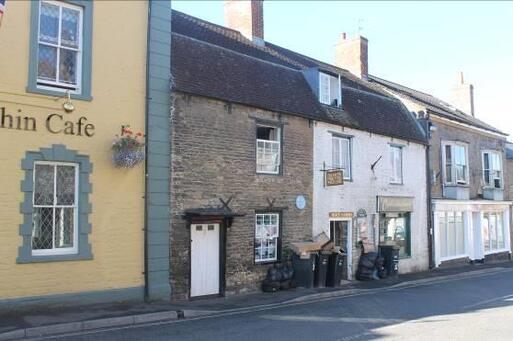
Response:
32,161,79,256
483,151,502,189
256,125,281,174
482,212,505,253
37,0,83,93
442,142,468,185
319,72,341,106
390,145,403,184
332,135,351,179
255,213,280,263
438,211,465,259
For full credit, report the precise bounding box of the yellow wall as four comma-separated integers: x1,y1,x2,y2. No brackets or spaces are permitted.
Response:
0,1,148,299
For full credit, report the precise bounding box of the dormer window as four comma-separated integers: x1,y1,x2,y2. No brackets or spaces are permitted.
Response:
319,72,341,107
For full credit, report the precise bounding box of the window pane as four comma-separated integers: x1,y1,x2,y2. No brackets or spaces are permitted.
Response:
32,207,54,250
439,213,447,258
497,213,504,249
38,45,58,82
39,2,59,44
320,74,330,104
447,212,456,256
341,139,349,175
56,165,76,205
482,216,490,252
492,153,501,171
255,214,279,262
382,215,409,257
61,8,80,48
54,207,74,248
456,212,465,255
256,140,280,173
455,145,466,165
59,49,77,85
332,138,340,169
445,145,452,183
34,164,54,205
490,214,497,250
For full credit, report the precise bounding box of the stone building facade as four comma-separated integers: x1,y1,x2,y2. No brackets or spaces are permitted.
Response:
372,76,512,267
169,93,314,299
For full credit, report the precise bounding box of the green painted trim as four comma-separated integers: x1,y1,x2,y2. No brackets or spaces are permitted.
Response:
0,287,143,309
27,0,93,101
17,144,93,264
144,0,172,301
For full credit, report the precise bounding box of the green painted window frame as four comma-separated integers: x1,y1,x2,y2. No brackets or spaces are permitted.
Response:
27,0,93,101
17,145,93,263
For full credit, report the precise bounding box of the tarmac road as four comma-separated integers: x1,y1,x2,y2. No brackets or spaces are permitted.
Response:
43,267,513,341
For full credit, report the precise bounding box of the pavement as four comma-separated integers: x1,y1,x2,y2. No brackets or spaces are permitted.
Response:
1,261,512,340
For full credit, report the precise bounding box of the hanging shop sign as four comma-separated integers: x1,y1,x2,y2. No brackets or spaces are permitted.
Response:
325,170,344,186
0,107,95,137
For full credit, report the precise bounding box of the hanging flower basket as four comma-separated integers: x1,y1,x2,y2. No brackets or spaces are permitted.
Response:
112,126,145,168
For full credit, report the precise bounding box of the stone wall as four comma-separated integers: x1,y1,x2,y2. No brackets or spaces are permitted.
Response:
429,116,508,199
170,92,313,299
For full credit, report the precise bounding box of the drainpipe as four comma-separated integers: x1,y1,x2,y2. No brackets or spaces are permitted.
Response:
143,0,152,301
421,115,435,269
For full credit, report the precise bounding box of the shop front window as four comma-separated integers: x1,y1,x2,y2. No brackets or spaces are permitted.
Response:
482,212,505,253
438,211,465,259
379,213,411,258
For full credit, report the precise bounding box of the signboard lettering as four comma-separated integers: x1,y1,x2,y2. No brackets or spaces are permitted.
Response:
329,211,353,219
325,170,344,186
0,107,95,137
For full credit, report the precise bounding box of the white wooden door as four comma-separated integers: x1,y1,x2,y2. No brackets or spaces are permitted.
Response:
190,223,220,297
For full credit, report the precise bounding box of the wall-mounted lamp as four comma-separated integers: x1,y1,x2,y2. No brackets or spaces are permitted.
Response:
62,91,75,113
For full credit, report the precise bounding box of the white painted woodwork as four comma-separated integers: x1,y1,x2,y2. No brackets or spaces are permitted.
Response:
190,223,220,297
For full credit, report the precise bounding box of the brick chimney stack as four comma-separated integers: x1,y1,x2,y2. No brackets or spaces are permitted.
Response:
224,0,264,45
451,72,475,117
335,32,369,79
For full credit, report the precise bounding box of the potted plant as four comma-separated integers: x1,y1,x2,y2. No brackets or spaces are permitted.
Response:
112,126,145,168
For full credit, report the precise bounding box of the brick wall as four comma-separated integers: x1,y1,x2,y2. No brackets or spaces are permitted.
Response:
170,92,313,299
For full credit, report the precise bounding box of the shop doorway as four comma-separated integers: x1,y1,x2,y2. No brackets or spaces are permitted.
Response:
190,223,220,297
329,219,352,280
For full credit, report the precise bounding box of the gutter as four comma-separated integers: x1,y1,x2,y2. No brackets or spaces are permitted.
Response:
143,0,152,301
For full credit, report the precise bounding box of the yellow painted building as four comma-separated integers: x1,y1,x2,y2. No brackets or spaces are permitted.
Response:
0,0,172,304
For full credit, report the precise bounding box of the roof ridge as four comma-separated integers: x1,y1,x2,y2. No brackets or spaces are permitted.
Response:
172,32,306,74
172,9,307,70
370,75,507,136
369,74,437,99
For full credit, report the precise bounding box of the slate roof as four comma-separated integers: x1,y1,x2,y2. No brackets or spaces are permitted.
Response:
172,33,328,120
369,75,506,136
171,10,427,144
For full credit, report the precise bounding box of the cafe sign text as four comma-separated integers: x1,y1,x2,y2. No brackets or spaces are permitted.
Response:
0,107,95,137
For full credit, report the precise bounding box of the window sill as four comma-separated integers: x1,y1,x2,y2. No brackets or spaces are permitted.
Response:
17,251,93,264
256,171,282,176
484,249,509,256
255,259,279,265
389,182,404,186
439,254,468,262
26,85,92,101
444,184,469,187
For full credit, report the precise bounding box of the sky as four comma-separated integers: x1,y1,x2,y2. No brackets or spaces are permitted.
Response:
172,1,513,139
